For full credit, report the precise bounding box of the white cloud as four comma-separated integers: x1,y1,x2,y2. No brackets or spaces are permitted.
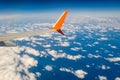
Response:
60,68,71,72
59,68,88,79
1,13,120,80
60,42,70,47
74,70,88,79
99,37,108,41
86,65,90,68
93,42,99,45
20,54,38,68
115,77,120,80
23,46,40,56
58,50,63,52
111,46,117,49
73,42,81,46
98,75,107,80
48,50,66,58
36,72,41,77
105,57,120,62
66,55,84,60
67,36,76,40
0,47,40,80
43,44,51,48
45,65,53,71
87,42,99,47
48,50,84,60
98,65,110,70
54,37,62,42
108,44,117,49
88,54,101,58
108,54,113,57
39,51,48,57
87,44,93,47
70,47,81,51
101,65,110,70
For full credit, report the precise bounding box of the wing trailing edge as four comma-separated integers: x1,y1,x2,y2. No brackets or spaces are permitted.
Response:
0,41,16,47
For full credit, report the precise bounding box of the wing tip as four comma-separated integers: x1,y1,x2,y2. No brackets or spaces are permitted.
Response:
65,10,69,13
50,10,69,35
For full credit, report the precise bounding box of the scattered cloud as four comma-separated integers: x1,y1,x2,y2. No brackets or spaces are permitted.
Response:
98,75,107,80
88,54,101,58
36,72,41,77
115,77,120,80
43,44,51,48
73,42,81,46
101,65,110,70
74,70,88,79
98,65,110,70
20,54,38,68
0,14,120,80
108,44,117,49
111,46,117,49
86,65,90,68
23,46,40,56
60,42,70,47
45,65,53,71
70,47,81,51
105,57,120,62
67,36,76,40
99,37,108,41
48,50,84,60
59,67,88,79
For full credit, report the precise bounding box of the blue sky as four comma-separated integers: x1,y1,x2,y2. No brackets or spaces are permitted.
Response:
0,0,120,11
0,0,120,16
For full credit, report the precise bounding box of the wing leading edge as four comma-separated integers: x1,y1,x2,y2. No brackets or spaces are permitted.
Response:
0,10,69,46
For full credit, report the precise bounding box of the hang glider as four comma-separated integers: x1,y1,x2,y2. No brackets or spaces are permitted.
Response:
0,10,69,46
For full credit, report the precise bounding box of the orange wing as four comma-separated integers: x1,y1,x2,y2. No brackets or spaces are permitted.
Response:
50,10,69,35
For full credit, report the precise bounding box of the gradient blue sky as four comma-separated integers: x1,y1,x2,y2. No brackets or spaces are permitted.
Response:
0,0,120,11
0,0,120,17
